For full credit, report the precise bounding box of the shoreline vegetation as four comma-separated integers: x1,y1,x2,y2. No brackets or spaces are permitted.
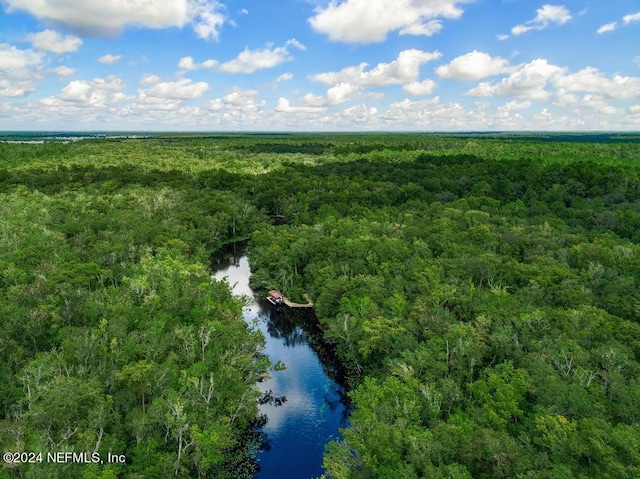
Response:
1,132,639,478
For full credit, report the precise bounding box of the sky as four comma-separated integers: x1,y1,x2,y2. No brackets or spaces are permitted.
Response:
0,0,639,131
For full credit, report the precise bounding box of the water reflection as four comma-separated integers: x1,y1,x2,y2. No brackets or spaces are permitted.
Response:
212,244,349,479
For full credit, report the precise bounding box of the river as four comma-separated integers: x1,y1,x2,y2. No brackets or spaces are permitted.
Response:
212,246,348,479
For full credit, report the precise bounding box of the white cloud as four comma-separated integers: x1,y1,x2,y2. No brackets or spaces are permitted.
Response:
436,51,511,80
303,82,358,107
0,43,43,97
597,11,640,34
388,97,441,113
553,67,640,99
467,59,566,101
5,0,226,40
189,1,226,40
178,56,197,71
178,56,218,71
0,79,34,98
382,97,476,129
403,79,437,96
28,30,82,54
140,74,161,85
498,100,532,112
277,73,294,82
98,54,122,65
579,94,622,115
399,20,443,37
143,78,210,100
311,49,441,87
217,39,304,74
623,12,640,24
274,97,324,113
338,104,378,125
208,89,265,112
597,22,618,34
308,0,470,43
41,76,126,108
286,38,306,51
219,46,289,73
52,66,76,77
510,4,572,36
0,42,42,70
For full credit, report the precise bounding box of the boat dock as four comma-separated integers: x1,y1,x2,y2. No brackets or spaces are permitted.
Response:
267,290,314,308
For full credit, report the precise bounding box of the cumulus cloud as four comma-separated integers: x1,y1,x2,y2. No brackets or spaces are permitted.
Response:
277,73,294,82
311,49,441,87
139,74,161,85
553,67,640,99
509,4,571,37
338,104,378,125
303,82,358,107
623,12,640,24
143,78,210,100
403,79,437,96
467,59,566,101
498,100,532,112
52,66,76,77
177,56,218,71
223,39,303,74
177,40,303,74
597,22,618,34
0,43,42,70
0,43,43,97
596,11,640,34
208,89,265,112
28,30,82,54
578,94,623,115
274,97,324,113
278,49,441,115
219,46,290,73
98,54,122,65
387,97,440,113
399,20,444,37
41,76,126,108
382,97,473,129
4,0,226,40
436,51,511,80
309,0,470,43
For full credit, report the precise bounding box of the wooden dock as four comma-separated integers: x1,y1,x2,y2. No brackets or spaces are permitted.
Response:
267,291,314,309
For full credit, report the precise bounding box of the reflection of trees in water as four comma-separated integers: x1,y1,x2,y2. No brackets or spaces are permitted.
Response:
258,389,287,406
264,305,351,423
324,388,350,425
264,306,309,347
209,240,248,272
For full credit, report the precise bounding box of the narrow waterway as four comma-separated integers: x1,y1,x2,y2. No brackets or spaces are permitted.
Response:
212,246,348,479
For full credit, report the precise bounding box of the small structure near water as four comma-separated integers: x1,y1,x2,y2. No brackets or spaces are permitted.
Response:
267,290,284,306
267,290,314,309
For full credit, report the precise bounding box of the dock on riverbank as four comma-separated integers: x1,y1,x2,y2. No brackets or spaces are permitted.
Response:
267,290,314,308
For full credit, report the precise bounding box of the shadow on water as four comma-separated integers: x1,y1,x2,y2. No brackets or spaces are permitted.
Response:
211,242,350,479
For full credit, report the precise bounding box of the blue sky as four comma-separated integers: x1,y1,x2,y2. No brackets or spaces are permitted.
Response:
0,0,639,131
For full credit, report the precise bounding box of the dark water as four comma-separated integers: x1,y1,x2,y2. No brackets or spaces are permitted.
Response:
213,249,348,479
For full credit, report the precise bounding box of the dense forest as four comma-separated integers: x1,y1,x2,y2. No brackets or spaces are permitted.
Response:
1,133,640,478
